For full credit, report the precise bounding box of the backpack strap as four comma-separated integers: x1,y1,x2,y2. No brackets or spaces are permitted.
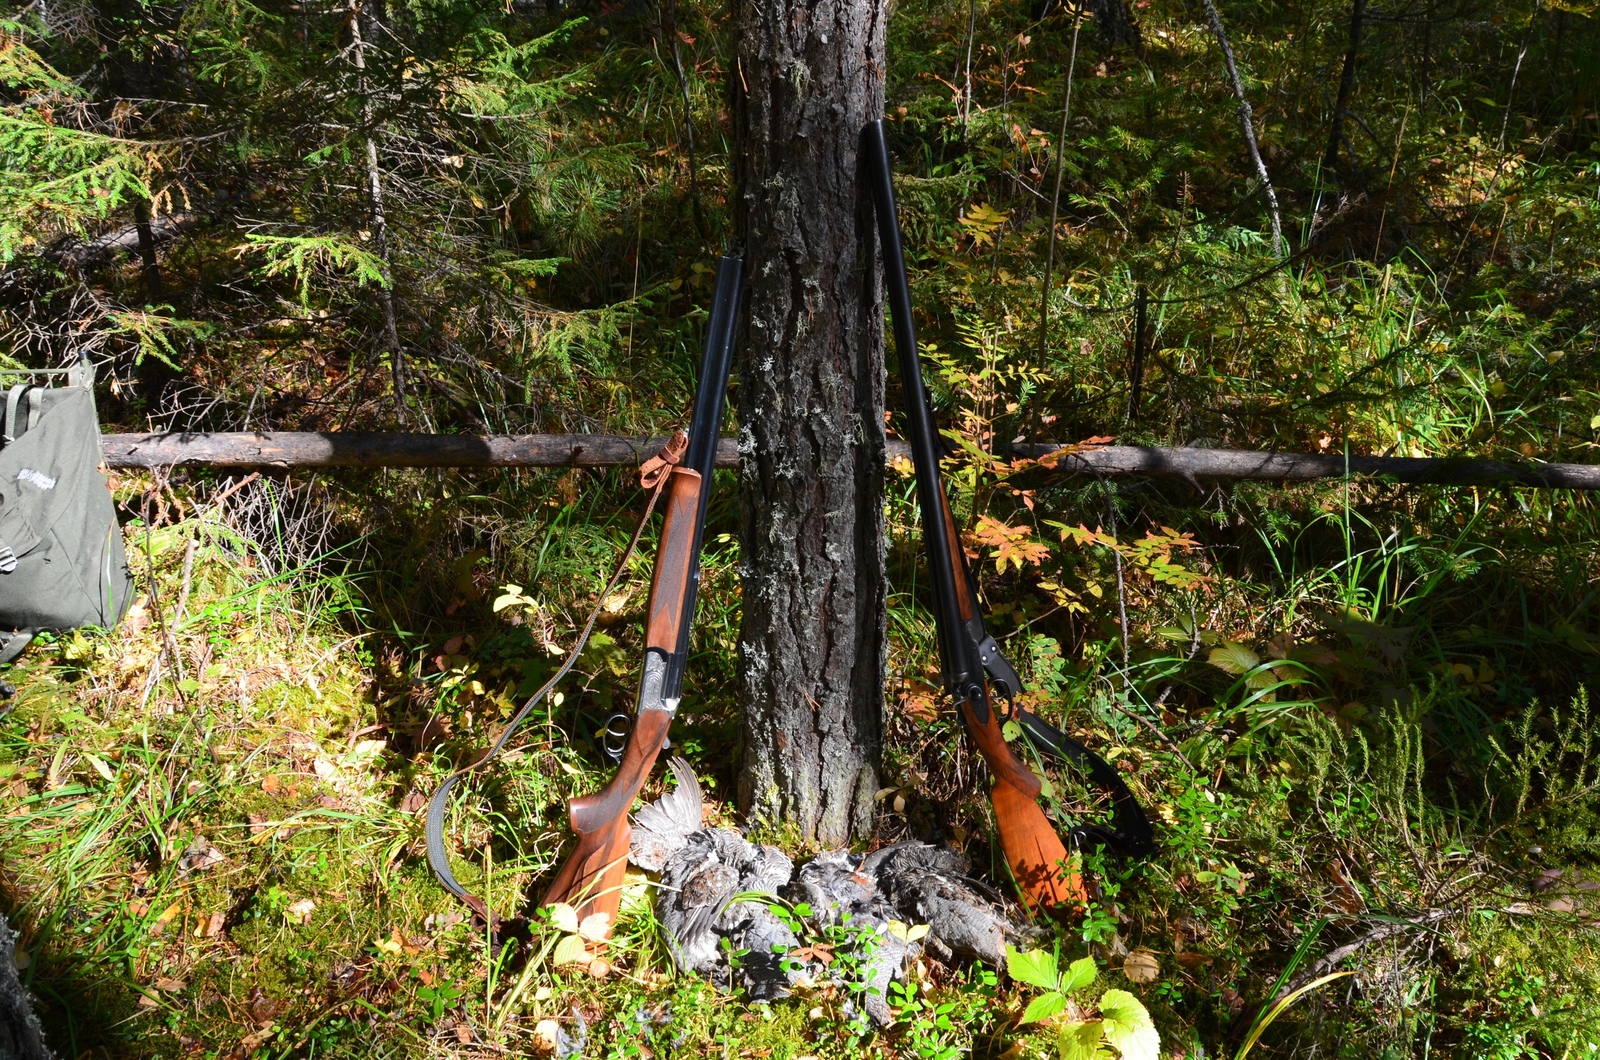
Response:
25,387,42,433
2,384,27,446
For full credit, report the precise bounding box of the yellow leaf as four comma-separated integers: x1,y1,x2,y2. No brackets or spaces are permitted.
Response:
84,752,116,782
552,934,589,965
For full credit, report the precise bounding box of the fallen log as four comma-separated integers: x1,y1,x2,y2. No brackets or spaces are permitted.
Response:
43,212,199,269
99,432,1600,489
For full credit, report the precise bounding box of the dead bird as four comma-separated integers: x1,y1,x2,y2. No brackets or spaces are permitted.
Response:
637,759,799,998
862,841,1028,966
629,756,704,873
630,761,1031,1021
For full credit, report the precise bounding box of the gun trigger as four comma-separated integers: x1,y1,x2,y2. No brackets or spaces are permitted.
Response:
974,633,1023,699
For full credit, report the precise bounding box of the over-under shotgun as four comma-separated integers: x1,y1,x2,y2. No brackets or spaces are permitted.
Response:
541,256,744,932
863,121,1154,912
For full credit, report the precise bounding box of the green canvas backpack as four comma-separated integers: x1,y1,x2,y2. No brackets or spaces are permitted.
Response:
0,359,135,664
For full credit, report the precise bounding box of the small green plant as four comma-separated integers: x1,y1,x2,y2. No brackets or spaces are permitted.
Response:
889,962,1000,1060
413,969,465,1023
1008,945,1159,1060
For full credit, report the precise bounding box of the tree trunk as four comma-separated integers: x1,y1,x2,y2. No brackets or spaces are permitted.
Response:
731,0,888,845
1087,0,1139,52
1317,0,1366,212
348,0,407,422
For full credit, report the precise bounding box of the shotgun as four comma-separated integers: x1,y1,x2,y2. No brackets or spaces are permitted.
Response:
541,255,744,933
863,121,1155,913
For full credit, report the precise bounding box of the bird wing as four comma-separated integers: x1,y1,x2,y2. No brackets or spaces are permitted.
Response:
633,755,703,841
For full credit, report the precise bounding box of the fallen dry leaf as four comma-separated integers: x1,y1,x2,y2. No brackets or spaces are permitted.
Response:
176,836,225,876
249,987,281,1024
533,1019,560,1055
151,901,183,936
286,898,315,925
1123,947,1160,984
240,1024,275,1052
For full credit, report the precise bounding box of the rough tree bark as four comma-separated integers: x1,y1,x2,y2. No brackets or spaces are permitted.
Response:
1087,0,1139,52
731,0,888,845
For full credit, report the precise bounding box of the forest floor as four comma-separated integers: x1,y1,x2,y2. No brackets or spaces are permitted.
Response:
2,464,1598,1060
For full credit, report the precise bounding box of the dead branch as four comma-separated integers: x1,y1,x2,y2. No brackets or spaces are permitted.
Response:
98,433,1600,489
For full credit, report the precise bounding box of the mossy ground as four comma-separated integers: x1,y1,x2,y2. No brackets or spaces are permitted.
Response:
3,463,1599,1060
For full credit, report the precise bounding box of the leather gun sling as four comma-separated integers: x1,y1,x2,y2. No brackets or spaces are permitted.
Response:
424,433,689,929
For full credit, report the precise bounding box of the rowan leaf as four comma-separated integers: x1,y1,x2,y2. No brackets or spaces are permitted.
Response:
1007,945,1060,991
1020,990,1068,1024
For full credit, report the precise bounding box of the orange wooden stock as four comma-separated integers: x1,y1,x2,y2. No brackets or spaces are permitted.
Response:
541,707,672,926
542,468,704,931
960,694,1087,910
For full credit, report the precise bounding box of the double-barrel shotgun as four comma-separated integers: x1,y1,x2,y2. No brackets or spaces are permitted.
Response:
863,120,1155,913
539,256,744,933
426,256,742,934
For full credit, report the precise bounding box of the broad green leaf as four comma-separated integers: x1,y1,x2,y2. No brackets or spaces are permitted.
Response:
1057,1020,1106,1060
1007,945,1060,991
551,934,589,966
547,902,579,935
1207,642,1260,676
1098,989,1159,1060
1060,956,1098,993
1021,991,1068,1024
1002,720,1023,742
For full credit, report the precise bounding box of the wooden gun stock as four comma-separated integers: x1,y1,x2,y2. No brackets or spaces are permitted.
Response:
542,468,704,929
959,687,1086,911
945,494,1084,909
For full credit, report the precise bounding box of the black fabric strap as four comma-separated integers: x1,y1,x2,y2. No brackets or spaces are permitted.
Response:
1015,708,1158,858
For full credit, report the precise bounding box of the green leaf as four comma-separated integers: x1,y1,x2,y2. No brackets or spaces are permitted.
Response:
1002,720,1023,742
1060,956,1098,994
1021,991,1068,1024
1097,989,1159,1060
1007,945,1060,991
1207,642,1260,676
1057,1020,1106,1060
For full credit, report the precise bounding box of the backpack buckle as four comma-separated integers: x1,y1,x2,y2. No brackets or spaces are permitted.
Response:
0,545,15,574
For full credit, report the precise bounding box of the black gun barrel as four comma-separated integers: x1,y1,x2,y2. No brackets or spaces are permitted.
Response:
665,255,744,699
863,120,980,694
